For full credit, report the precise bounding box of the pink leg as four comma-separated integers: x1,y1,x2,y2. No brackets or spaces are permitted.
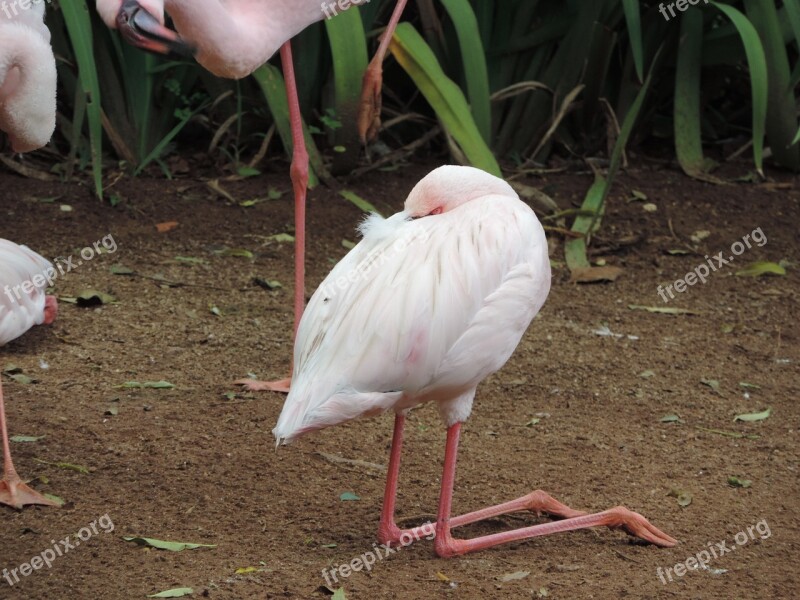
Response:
357,0,409,143
378,413,406,544
379,415,586,546
433,424,678,557
235,42,309,395
0,379,59,509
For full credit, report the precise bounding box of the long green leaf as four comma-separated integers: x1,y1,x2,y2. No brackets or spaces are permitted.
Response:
566,46,661,274
389,23,500,176
742,0,800,170
58,0,103,198
710,2,769,175
622,0,644,82
438,0,492,142
674,7,717,181
325,7,369,173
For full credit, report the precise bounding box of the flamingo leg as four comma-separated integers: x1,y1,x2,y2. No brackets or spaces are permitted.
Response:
378,414,586,547
357,0,409,143
377,413,406,544
0,379,58,509
432,423,678,557
236,41,309,395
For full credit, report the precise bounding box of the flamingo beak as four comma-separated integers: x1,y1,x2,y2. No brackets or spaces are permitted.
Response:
116,0,195,58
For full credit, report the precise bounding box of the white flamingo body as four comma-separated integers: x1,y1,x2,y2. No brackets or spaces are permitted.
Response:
0,2,57,152
0,240,58,508
274,166,551,441
0,240,53,345
96,0,324,78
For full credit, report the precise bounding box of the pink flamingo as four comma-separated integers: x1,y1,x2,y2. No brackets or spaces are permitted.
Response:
0,0,57,152
0,240,59,508
274,166,677,555
97,0,409,392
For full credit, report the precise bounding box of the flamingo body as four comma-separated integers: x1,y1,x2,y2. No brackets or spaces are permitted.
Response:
274,166,551,441
96,0,324,78
0,239,58,509
0,2,57,152
0,239,56,344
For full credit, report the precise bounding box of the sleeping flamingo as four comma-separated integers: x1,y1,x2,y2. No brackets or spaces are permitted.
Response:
0,240,59,508
274,166,677,555
96,0,409,392
0,0,57,152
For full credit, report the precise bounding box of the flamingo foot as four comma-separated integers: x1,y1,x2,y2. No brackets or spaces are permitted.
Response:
357,62,383,144
435,504,678,557
234,378,291,393
0,476,59,509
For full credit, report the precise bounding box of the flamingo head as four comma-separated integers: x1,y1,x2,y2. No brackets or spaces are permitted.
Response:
404,166,518,219
43,295,58,325
97,0,194,57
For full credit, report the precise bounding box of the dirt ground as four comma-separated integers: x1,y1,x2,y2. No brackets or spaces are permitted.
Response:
0,158,797,600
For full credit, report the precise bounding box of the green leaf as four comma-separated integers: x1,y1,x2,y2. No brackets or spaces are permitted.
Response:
675,8,719,182
627,305,699,315
76,290,116,306
331,590,348,600
734,408,771,422
668,488,693,507
324,7,368,171
33,458,90,474
339,492,360,501
59,1,103,198
11,435,45,443
438,0,492,141
148,588,194,598
711,2,769,175
566,46,661,274
115,381,176,389
660,415,681,423
622,0,644,82
216,248,255,259
727,476,752,488
389,23,501,176
123,537,216,552
266,234,295,243
735,261,786,277
339,190,381,216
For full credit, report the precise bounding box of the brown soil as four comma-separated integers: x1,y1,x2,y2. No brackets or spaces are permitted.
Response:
0,160,797,600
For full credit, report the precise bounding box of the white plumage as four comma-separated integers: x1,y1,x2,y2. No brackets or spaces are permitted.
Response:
0,239,58,508
274,165,551,442
0,239,54,346
0,1,57,152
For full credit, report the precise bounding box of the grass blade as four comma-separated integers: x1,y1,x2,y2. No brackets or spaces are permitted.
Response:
58,0,103,197
710,2,769,175
389,22,500,176
438,0,492,142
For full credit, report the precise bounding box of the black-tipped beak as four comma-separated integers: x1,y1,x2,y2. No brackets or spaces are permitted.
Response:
116,0,195,58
